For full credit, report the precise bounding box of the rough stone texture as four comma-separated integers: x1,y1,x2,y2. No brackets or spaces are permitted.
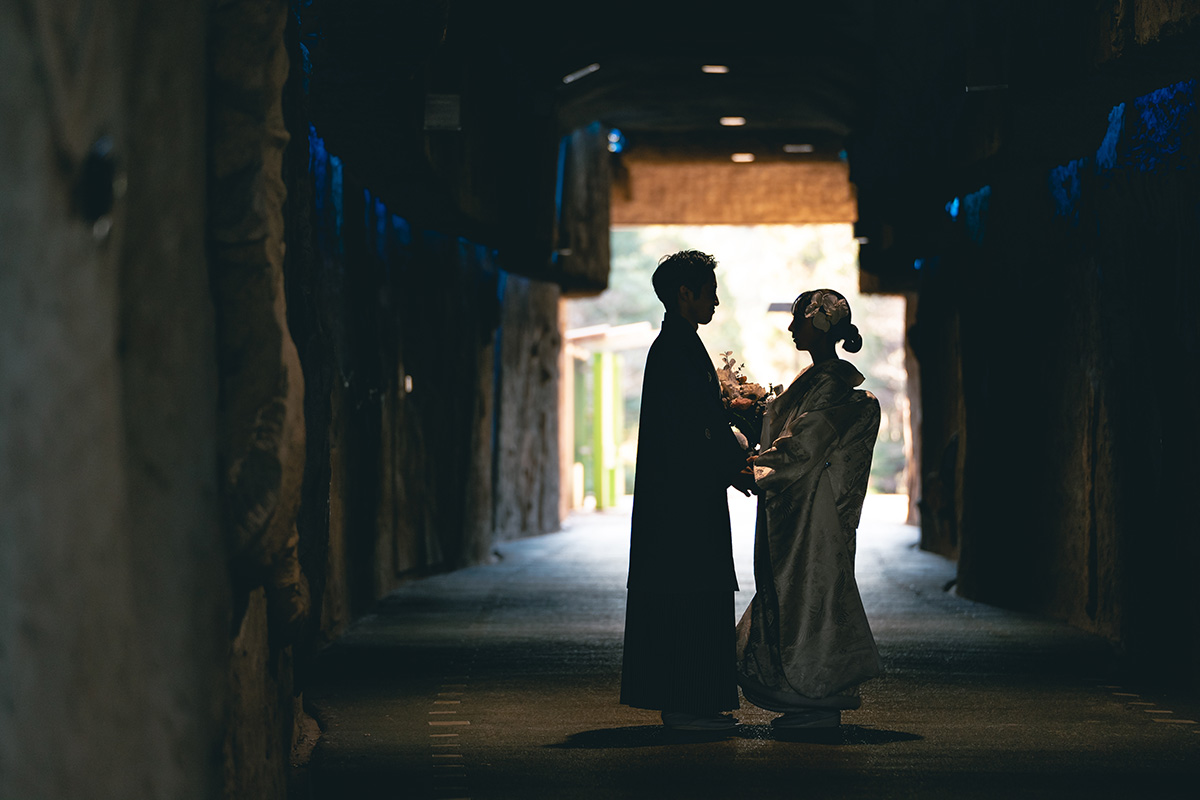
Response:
385,234,504,574
210,0,309,639
280,22,346,659
902,293,923,524
1,2,227,799
494,277,564,542
283,159,514,600
284,7,593,659
208,2,311,797
936,147,1199,680
1135,0,1200,44
912,299,964,560
320,387,352,641
612,161,859,225
853,0,1199,682
223,589,292,798
557,124,613,295
458,320,500,567
279,149,568,648
279,108,566,683
935,110,1194,674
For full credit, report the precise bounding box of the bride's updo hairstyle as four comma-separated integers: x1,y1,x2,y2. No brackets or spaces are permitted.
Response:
792,289,864,353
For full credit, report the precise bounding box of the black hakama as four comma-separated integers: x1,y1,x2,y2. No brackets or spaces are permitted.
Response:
619,589,739,712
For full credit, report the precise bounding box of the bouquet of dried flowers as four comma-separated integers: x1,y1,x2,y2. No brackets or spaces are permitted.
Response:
716,351,779,451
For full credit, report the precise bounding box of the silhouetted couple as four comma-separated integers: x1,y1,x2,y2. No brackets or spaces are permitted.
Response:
620,250,882,732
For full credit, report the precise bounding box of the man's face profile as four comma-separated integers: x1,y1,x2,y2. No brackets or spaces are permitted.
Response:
679,275,719,326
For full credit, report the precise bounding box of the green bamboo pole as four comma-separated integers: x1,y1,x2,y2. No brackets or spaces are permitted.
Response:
612,353,625,499
592,353,613,509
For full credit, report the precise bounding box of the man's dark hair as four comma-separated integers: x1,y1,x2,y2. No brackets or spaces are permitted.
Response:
651,250,717,311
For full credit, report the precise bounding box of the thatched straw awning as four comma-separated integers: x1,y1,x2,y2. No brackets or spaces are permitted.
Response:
611,161,856,226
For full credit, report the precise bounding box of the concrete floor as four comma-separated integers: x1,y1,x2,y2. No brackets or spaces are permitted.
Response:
301,495,1200,799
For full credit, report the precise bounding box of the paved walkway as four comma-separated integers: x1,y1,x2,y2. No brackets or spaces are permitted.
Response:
301,495,1199,799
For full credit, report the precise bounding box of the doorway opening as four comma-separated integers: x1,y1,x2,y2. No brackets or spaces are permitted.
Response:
562,224,912,522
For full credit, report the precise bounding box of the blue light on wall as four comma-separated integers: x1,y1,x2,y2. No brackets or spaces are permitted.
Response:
964,186,991,244
913,258,924,270
1129,79,1196,173
392,214,412,247
331,157,343,245
1049,158,1086,225
551,135,569,268
294,0,317,95
945,197,960,219
371,195,389,262
1046,78,1196,226
309,125,344,255
1095,103,1125,172
309,125,328,210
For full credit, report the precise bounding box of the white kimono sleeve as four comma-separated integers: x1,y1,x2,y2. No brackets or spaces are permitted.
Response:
752,410,840,497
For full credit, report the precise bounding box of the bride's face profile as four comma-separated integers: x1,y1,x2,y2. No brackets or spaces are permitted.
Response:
788,312,821,352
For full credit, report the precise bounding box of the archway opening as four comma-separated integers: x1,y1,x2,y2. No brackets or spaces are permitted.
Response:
562,224,912,527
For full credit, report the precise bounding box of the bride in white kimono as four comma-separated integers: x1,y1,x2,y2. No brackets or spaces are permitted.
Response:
737,289,882,729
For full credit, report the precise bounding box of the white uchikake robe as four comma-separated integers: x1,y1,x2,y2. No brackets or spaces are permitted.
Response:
736,358,883,710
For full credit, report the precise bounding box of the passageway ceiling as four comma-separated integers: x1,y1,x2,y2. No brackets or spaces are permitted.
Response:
311,1,873,157
306,1,1200,289
308,1,878,270
544,5,876,159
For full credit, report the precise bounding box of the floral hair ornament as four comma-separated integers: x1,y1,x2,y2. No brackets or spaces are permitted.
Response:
802,290,850,332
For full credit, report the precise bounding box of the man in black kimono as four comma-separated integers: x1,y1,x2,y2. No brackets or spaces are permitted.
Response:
620,249,755,731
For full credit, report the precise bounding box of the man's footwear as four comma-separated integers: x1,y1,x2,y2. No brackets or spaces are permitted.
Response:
771,709,840,729
661,710,738,731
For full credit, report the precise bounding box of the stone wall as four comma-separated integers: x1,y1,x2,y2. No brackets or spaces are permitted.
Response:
556,123,613,295
857,2,1200,681
918,109,1200,678
1,2,572,797
283,147,565,592
242,5,572,786
0,2,227,798
210,2,310,796
494,277,563,542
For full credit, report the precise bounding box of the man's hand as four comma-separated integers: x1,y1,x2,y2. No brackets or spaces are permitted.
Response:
732,465,757,496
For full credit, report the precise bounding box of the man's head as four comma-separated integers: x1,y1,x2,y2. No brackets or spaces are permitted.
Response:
651,250,720,325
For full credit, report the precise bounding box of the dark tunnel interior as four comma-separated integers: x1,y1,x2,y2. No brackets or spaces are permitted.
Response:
1,1,1198,797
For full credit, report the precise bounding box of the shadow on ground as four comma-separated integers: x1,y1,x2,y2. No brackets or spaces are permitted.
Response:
548,724,923,749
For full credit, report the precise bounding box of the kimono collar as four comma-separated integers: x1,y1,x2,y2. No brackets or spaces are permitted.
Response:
660,312,715,373
786,358,865,401
805,358,866,388
660,311,696,335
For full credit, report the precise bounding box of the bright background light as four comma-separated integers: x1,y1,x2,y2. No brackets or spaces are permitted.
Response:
564,225,910,499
